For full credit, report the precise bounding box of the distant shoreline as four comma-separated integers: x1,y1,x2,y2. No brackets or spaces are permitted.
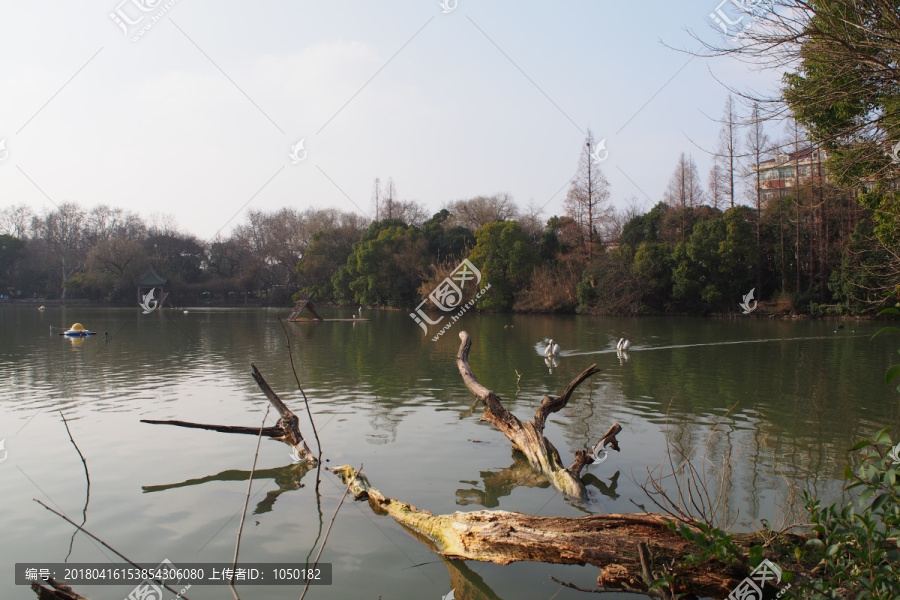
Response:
0,298,877,321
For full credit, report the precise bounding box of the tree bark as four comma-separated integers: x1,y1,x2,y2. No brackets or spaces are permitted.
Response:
455,330,619,500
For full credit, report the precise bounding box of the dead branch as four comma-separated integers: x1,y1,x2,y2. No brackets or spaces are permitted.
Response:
569,423,623,476
31,578,89,600
32,500,189,600
455,331,620,499
141,364,316,464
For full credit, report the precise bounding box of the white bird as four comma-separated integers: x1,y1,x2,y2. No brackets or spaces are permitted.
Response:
617,338,630,352
545,339,561,356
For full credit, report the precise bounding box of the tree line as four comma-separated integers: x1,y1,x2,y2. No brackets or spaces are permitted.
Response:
3,0,899,316
0,126,885,315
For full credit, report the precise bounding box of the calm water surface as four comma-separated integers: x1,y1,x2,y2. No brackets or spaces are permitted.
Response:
1,307,898,599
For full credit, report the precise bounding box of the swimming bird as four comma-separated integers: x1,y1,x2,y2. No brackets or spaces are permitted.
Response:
617,338,631,352
545,339,560,356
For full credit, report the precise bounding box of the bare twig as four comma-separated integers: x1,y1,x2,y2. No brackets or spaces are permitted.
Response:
637,401,742,529
547,575,603,593
278,316,326,565
299,466,356,600
278,317,322,457
33,500,189,600
60,411,90,562
228,406,271,600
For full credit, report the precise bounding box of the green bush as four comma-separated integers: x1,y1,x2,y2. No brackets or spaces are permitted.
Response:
798,428,900,599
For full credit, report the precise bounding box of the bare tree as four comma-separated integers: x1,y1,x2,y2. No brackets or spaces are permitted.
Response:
517,200,545,243
707,162,725,210
85,205,146,245
384,177,398,220
745,103,771,293
663,153,705,244
716,95,741,208
31,203,88,299
0,204,34,238
147,212,179,237
371,177,381,221
391,200,429,226
605,195,644,243
445,194,519,231
664,153,705,211
564,130,611,259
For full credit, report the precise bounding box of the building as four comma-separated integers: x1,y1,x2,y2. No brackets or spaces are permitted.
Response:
751,146,831,204
134,266,168,307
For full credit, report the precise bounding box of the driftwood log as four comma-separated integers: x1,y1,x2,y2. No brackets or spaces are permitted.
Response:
456,330,620,500
142,364,316,464
333,465,762,598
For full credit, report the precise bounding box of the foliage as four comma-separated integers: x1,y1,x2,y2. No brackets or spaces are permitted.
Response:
468,221,536,311
0,234,26,291
576,246,644,315
798,428,900,599
632,241,674,311
829,219,894,314
421,210,474,261
668,520,740,566
338,221,429,308
296,226,362,303
671,208,755,311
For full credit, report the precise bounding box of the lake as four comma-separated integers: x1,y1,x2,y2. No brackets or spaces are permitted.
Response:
1,307,898,599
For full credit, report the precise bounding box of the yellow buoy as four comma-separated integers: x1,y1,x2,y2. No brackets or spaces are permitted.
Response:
69,323,85,331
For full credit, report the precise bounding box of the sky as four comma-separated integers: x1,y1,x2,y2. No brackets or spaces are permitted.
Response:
0,1,782,239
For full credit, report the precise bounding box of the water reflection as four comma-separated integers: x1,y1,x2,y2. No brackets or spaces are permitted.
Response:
3,308,900,598
443,558,504,600
543,356,559,373
456,451,622,508
456,452,551,507
143,462,313,515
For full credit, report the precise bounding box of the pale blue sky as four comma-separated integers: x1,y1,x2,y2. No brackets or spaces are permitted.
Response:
0,1,780,238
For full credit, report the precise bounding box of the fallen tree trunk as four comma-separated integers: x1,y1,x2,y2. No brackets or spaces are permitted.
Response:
455,331,619,500
142,364,316,464
333,465,755,598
